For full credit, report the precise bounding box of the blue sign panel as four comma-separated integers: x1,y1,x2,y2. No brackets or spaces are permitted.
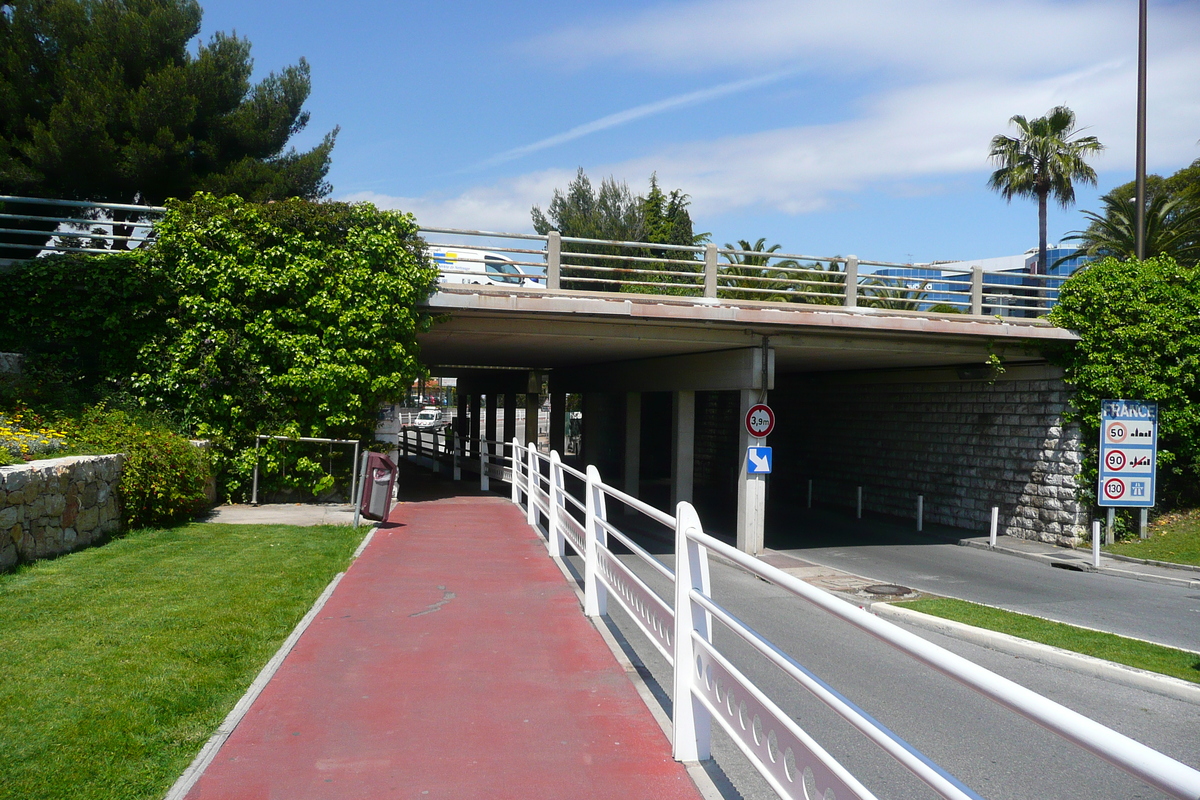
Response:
1098,400,1157,507
747,446,772,474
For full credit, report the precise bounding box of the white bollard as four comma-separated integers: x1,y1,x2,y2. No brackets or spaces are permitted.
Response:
916,495,923,531
856,486,863,519
1092,519,1101,569
990,506,999,548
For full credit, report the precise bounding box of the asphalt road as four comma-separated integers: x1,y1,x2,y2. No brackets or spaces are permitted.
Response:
766,506,1200,652
566,551,1200,800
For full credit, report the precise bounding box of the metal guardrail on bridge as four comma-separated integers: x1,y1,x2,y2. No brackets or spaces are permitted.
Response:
420,225,1066,318
398,434,1200,800
0,194,1064,317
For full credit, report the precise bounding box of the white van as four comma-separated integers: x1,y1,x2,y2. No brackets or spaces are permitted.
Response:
412,406,445,430
430,247,543,288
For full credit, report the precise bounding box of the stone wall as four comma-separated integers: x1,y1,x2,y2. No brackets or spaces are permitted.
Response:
0,455,123,569
772,364,1086,544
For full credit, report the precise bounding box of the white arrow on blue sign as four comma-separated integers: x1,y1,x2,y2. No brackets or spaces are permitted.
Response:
748,446,772,474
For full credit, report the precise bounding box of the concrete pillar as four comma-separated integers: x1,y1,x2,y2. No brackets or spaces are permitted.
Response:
550,391,566,455
624,392,641,514
524,392,539,448
503,392,516,450
671,390,695,508
737,388,767,555
469,394,481,460
485,393,498,447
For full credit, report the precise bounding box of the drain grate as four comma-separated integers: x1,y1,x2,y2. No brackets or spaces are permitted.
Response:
863,584,913,596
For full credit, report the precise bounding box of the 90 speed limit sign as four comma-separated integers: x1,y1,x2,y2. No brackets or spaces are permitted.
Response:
745,404,775,438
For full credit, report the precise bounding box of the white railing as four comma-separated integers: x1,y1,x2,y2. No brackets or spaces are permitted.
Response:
0,195,1064,317
496,440,1200,800
420,225,1067,318
0,195,162,260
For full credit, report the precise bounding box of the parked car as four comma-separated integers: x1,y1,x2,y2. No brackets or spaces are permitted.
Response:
413,407,446,430
430,247,544,288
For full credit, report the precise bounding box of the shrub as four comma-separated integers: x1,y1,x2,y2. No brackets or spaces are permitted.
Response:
131,193,437,499
1047,255,1200,509
0,252,165,410
64,407,211,530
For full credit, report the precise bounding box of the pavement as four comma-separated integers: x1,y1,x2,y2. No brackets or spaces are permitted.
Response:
199,502,359,526
957,532,1200,589
173,489,704,800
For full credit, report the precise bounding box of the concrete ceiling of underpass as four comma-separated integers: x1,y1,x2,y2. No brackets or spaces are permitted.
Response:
419,289,1077,377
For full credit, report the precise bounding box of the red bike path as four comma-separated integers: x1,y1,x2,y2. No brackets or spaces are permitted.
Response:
183,494,702,800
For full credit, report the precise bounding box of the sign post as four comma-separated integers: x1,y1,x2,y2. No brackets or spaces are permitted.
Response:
1098,401,1157,547
738,398,773,555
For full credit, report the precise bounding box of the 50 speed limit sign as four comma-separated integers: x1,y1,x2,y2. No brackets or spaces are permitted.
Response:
745,404,775,438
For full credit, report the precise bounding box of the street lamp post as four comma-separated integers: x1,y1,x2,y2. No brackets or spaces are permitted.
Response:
1135,0,1147,260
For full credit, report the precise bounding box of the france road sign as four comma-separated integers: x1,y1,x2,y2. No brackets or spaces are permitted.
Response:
748,446,772,474
745,404,775,438
1098,399,1157,507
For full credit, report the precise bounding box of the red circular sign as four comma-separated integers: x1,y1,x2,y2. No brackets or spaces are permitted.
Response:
1103,478,1125,500
1106,421,1127,443
1105,449,1126,471
745,404,775,438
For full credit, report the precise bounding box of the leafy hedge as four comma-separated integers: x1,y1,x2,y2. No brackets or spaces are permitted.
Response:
62,407,211,530
1048,255,1200,510
0,193,437,502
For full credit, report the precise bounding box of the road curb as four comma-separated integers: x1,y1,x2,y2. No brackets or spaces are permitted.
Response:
958,538,1200,589
873,603,1200,706
163,524,379,800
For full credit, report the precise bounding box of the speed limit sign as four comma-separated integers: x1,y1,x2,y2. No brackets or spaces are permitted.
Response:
745,404,775,438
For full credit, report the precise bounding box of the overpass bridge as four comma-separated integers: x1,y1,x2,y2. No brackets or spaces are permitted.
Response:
417,227,1083,553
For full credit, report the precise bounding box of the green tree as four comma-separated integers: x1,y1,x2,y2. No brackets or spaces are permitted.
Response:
721,238,796,301
532,168,706,294
1062,191,1200,268
0,0,337,257
988,106,1103,274
1062,159,1200,268
1047,255,1200,508
130,194,436,499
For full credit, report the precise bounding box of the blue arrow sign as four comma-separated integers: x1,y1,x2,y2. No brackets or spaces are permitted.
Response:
748,446,772,474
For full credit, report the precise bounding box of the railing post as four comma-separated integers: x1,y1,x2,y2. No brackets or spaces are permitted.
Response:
843,255,859,308
510,436,521,505
703,243,718,298
971,266,984,315
672,501,712,762
480,439,490,492
526,444,538,528
453,432,461,481
547,231,561,291
583,465,608,617
547,451,566,557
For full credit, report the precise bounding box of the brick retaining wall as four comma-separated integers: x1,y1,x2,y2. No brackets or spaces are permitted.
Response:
0,455,123,569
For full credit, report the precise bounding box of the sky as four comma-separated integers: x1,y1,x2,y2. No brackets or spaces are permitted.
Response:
197,0,1200,265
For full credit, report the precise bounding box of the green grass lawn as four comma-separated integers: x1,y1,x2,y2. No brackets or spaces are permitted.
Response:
896,597,1200,685
0,522,366,800
1106,508,1200,567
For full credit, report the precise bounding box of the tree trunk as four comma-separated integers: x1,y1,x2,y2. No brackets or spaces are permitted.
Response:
1037,190,1048,275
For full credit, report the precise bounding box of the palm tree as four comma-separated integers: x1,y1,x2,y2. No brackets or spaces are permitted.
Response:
1060,190,1200,269
988,106,1104,274
721,238,797,302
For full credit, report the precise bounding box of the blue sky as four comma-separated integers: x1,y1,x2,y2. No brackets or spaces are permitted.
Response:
198,0,1200,264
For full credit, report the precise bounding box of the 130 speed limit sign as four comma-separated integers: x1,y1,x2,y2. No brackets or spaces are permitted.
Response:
745,404,775,438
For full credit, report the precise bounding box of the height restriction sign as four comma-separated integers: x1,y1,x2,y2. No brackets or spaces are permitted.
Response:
745,404,775,438
1098,399,1157,507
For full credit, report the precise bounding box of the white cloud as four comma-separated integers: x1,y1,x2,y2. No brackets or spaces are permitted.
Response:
340,169,575,233
357,0,1200,233
472,69,796,169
